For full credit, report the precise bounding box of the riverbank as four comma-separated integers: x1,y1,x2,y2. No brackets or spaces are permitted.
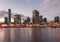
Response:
0,24,60,28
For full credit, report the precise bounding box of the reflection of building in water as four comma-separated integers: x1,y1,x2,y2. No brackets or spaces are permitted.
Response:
4,28,11,42
40,28,56,42
55,28,60,42
13,28,32,42
32,28,41,42
13,28,21,42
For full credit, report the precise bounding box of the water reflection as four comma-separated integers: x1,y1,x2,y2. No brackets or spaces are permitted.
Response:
0,28,60,42
55,28,60,42
4,28,11,42
11,28,32,42
32,28,41,42
41,28,56,42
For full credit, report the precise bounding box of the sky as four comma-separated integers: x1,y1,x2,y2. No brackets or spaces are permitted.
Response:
0,0,60,22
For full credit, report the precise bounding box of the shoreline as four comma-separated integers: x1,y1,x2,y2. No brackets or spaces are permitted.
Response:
0,24,60,28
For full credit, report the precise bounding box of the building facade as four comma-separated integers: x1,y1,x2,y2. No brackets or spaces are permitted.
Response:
14,14,21,24
32,10,39,24
54,16,59,22
8,9,11,23
4,17,8,24
39,15,43,23
43,18,47,23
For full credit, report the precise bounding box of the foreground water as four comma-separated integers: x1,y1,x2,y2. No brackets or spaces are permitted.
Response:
0,28,60,42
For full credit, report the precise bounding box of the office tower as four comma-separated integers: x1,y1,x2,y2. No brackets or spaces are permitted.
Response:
4,17,8,24
32,10,39,24
43,18,47,22
14,14,21,24
54,16,59,22
39,15,43,23
8,9,11,23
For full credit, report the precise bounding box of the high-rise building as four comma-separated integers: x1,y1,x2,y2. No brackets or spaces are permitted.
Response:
43,18,47,22
14,14,21,24
4,17,8,24
54,16,59,22
8,9,11,23
39,15,43,23
32,10,39,24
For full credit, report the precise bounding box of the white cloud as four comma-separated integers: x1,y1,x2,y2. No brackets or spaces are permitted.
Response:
25,0,31,2
43,0,60,8
0,18,4,23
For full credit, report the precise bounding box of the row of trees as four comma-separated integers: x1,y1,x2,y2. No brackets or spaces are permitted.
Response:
23,17,31,24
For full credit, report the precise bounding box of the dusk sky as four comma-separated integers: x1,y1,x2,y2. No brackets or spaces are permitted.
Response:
0,0,60,22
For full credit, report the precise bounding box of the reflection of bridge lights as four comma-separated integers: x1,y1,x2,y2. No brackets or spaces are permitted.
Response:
26,24,29,26
26,24,33,27
29,25,32,26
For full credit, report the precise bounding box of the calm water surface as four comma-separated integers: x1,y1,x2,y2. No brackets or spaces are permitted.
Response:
0,28,60,42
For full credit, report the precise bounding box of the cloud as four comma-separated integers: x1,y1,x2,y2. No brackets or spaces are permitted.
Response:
25,0,31,2
55,12,60,16
43,0,60,8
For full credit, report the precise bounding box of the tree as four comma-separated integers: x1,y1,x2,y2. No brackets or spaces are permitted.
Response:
23,17,30,24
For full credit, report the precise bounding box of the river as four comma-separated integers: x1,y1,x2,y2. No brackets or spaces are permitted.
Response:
0,28,60,42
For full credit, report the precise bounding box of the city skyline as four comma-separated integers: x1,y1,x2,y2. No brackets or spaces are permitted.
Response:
0,0,60,22
0,9,60,23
